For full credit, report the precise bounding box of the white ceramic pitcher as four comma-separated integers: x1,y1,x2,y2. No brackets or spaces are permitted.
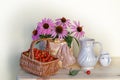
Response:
77,38,103,70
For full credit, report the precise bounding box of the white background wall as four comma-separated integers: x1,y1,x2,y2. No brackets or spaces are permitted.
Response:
0,0,120,80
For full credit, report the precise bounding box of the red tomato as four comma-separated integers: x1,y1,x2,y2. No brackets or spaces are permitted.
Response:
41,54,44,58
36,49,39,54
35,56,40,60
33,48,37,52
86,70,91,75
42,59,46,62
34,53,38,57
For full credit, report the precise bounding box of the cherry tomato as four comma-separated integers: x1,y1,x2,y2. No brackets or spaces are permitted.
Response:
86,70,91,75
33,48,37,52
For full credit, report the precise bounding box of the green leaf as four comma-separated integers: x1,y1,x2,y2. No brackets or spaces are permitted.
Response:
73,37,80,47
36,41,40,44
39,35,51,39
64,36,73,48
69,69,80,76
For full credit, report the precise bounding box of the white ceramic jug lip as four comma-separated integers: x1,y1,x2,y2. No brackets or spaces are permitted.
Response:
81,38,95,41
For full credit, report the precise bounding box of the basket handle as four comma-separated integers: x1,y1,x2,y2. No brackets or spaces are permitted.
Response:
29,39,48,60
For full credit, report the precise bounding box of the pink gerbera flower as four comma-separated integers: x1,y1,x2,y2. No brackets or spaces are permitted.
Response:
56,17,71,27
71,21,85,40
51,25,68,39
37,18,55,35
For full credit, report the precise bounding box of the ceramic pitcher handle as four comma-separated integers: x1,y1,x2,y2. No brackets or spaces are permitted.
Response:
93,42,103,56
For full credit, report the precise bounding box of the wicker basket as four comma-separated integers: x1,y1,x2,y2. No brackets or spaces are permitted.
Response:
20,39,60,77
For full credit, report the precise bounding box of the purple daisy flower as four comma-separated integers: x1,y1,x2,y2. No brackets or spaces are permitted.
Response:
37,18,55,35
32,26,42,40
71,21,85,40
32,29,39,40
56,17,71,27
51,24,68,39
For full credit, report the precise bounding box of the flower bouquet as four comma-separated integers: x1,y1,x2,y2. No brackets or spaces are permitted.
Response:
32,17,85,68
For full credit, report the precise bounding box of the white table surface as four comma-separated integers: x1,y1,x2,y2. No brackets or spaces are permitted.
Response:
17,57,120,80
